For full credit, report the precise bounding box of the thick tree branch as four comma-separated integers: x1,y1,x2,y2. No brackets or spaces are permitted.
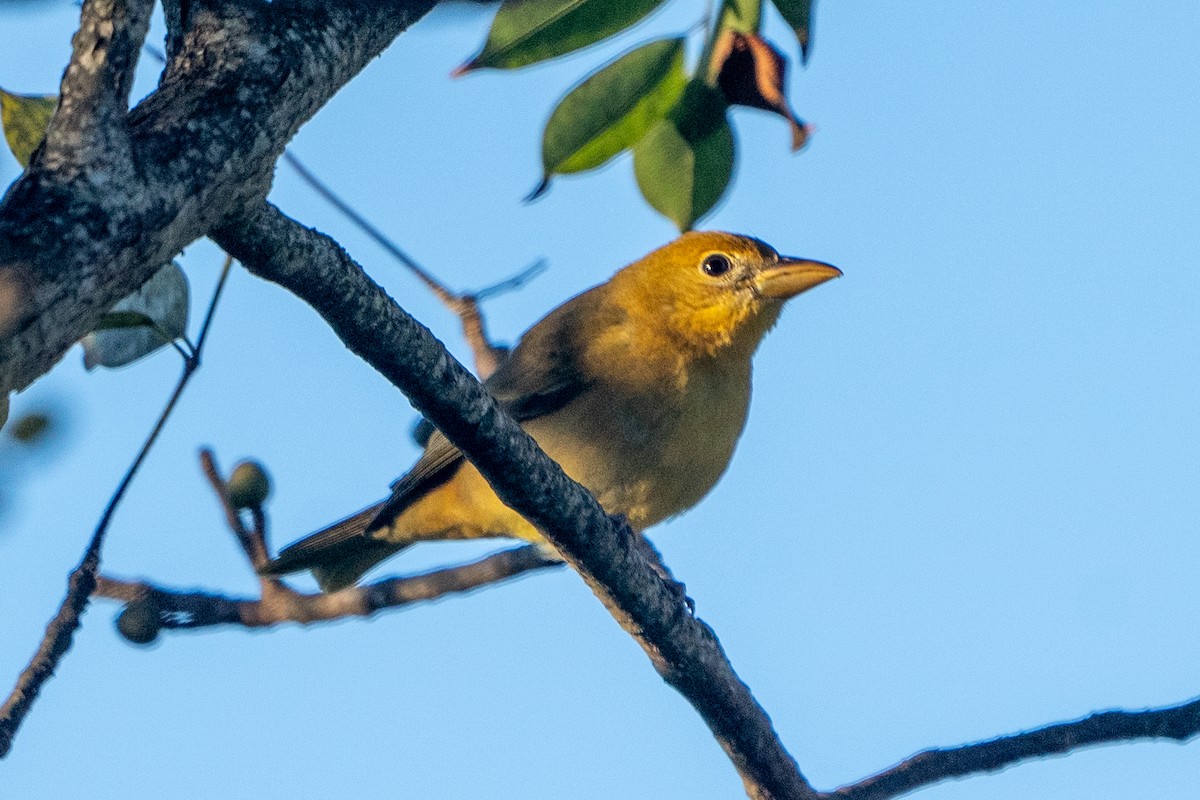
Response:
40,0,154,175
0,0,436,398
823,697,1200,800
212,201,816,800
96,547,560,630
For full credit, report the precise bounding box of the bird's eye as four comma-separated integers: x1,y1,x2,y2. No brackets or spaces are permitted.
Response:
701,253,732,277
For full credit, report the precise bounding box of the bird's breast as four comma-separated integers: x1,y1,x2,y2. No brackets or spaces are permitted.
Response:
527,358,752,530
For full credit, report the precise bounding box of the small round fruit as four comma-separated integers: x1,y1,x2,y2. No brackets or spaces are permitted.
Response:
228,460,271,509
116,600,160,645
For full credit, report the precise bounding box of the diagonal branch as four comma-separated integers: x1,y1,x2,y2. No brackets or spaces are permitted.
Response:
211,200,817,800
0,255,231,758
822,697,1200,800
281,149,545,377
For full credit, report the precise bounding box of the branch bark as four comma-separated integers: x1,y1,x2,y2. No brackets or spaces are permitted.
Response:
41,0,154,176
822,698,1200,800
212,201,818,800
0,0,436,398
97,547,560,630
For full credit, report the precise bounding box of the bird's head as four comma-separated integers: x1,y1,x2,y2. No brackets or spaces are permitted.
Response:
608,231,841,358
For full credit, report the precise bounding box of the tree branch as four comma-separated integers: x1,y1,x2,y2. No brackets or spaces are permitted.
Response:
96,546,559,631
211,200,817,800
97,443,558,634
0,255,231,758
281,149,544,377
40,0,155,175
822,697,1200,800
0,0,437,397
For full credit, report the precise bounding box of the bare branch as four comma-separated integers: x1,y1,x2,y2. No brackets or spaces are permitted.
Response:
281,150,451,301
40,0,155,174
0,1,437,397
198,448,269,570
212,201,817,800
447,260,545,379
281,149,543,377
823,698,1200,800
0,253,231,757
96,546,559,630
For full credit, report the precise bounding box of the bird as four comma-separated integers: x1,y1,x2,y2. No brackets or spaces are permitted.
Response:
259,231,840,591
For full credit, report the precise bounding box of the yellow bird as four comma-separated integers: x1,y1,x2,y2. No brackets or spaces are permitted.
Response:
261,231,840,591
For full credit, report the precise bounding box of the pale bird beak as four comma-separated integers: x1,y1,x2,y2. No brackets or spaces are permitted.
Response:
756,257,842,300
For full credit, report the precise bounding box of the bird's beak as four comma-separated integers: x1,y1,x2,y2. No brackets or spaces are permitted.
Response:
756,258,842,300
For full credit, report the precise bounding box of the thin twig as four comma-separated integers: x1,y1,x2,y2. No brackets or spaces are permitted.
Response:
279,149,540,377
194,256,232,353
96,546,559,629
0,254,233,758
198,449,268,570
472,259,547,302
281,151,450,299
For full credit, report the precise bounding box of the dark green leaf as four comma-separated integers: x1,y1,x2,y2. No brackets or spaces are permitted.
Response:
9,413,51,444
0,89,56,168
633,82,735,231
94,311,161,331
717,0,763,33
541,38,686,181
458,0,668,72
772,0,813,63
81,262,190,370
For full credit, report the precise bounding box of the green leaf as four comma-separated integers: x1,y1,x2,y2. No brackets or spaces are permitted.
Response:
541,38,686,182
0,89,57,168
81,262,190,370
9,412,51,444
459,0,668,73
718,0,763,33
94,311,162,331
633,82,735,231
772,0,813,63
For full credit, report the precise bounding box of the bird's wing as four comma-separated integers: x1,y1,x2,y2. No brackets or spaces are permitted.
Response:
363,430,468,530
261,287,608,580
260,428,483,580
364,290,603,531
483,293,596,421
260,502,386,577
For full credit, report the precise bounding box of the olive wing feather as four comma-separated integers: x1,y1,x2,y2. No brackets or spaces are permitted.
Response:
365,290,602,531
262,288,605,577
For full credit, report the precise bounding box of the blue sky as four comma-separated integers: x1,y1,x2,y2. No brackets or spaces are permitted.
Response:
1,2,1198,798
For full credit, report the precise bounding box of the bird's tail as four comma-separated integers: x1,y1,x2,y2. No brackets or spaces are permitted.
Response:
258,502,402,592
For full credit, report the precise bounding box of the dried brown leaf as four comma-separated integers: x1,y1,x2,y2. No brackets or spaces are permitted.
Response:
711,30,808,151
